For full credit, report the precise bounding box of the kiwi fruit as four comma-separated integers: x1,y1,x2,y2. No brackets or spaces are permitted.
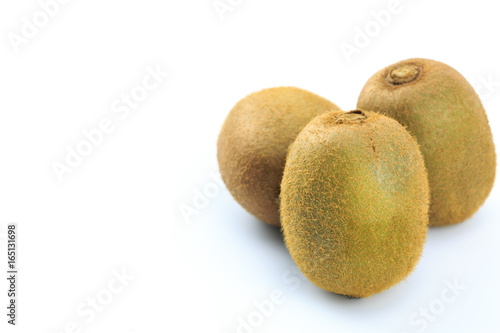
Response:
217,87,340,226
281,110,429,297
357,58,496,226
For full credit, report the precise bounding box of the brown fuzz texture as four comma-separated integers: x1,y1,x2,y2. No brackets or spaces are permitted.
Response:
217,87,339,226
281,110,429,298
357,58,496,226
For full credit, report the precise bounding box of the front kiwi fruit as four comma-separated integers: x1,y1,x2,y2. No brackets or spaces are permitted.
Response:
217,87,340,227
357,58,496,226
281,110,429,297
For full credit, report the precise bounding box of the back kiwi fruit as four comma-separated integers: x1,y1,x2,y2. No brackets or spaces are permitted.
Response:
217,87,339,226
281,110,429,297
357,58,496,226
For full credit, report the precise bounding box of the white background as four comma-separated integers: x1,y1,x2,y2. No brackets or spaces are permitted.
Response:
1,0,499,332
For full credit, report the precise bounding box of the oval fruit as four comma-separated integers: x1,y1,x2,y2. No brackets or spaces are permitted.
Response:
357,58,496,226
281,110,429,297
217,87,339,226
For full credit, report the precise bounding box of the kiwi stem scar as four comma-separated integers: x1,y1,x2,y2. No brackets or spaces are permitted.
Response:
336,110,368,123
386,65,421,85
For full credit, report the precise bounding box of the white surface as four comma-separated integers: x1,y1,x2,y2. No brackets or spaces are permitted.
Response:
0,0,499,332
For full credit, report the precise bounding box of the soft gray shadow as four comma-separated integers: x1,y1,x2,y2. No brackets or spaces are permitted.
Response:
251,218,284,244
317,287,363,302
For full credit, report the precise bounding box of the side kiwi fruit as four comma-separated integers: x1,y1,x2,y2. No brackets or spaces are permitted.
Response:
217,87,340,226
281,110,429,298
357,58,496,226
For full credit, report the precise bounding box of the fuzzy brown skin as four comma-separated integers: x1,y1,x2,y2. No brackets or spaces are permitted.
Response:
357,58,496,226
217,87,339,226
281,110,429,297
